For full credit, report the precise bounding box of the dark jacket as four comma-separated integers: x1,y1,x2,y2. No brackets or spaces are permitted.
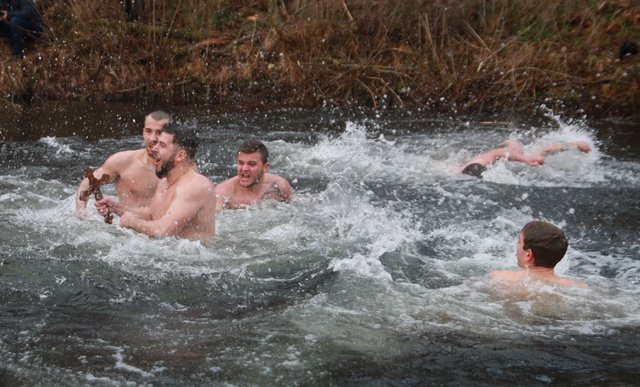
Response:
1,0,41,24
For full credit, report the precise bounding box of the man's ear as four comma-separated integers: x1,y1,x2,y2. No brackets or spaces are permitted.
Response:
176,148,187,161
263,162,270,173
525,248,535,266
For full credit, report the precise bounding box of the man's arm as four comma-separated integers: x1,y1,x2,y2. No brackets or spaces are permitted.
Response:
95,197,152,220
75,152,127,217
75,166,114,217
275,177,294,203
213,179,232,210
501,139,544,166
119,183,205,237
536,141,591,156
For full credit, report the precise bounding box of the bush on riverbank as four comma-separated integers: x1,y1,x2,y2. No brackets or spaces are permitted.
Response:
1,0,639,118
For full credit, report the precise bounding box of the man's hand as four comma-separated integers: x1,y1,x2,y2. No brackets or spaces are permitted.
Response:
95,197,122,218
0,11,8,21
75,207,89,220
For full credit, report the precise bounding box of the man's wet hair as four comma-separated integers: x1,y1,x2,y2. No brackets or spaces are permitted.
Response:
521,220,569,269
239,139,269,164
162,123,198,160
148,110,173,123
461,163,487,178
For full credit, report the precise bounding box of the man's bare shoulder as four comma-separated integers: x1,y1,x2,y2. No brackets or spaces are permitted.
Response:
549,276,589,288
263,173,293,201
488,270,523,283
104,149,147,168
195,173,216,190
264,173,292,189
489,270,588,288
213,176,238,194
181,172,215,192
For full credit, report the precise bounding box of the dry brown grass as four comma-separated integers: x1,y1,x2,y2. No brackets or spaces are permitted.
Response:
0,0,639,117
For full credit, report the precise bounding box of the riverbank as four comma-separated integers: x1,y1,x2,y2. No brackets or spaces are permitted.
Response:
1,1,639,118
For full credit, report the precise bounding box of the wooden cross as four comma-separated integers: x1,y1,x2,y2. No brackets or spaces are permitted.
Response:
79,167,113,224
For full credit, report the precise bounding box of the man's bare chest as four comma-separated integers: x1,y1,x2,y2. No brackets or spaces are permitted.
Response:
117,165,158,196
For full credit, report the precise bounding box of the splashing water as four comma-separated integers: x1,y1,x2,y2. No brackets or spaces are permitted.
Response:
0,106,638,385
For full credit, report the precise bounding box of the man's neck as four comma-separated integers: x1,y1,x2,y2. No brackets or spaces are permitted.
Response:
167,164,193,187
524,266,557,279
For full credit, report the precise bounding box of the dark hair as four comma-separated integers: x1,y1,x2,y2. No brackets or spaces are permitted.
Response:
521,221,568,268
239,139,269,164
461,163,487,178
162,123,198,160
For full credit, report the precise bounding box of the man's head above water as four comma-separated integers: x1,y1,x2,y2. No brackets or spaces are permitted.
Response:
238,139,269,164
461,162,487,178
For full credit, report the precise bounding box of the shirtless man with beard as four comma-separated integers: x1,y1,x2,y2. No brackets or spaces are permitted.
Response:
96,124,216,243
214,139,293,210
75,110,172,218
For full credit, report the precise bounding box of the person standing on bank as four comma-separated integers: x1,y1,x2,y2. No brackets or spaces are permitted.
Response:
75,110,172,219
0,0,42,58
96,124,216,243
214,139,294,210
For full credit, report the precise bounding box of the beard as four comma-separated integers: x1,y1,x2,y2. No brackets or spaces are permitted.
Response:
156,154,176,178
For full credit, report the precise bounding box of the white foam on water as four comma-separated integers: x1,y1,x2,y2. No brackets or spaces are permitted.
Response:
113,348,153,377
275,116,638,342
284,117,610,191
38,136,74,156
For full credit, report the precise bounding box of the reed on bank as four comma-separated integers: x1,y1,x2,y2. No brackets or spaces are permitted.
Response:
1,0,639,117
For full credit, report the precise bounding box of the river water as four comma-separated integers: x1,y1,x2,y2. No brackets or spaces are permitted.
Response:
0,104,638,385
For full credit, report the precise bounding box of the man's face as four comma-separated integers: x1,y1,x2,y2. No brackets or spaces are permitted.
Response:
152,133,179,178
236,151,268,188
142,117,170,157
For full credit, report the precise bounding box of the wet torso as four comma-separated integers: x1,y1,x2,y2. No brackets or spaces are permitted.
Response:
216,173,290,210
114,149,159,209
151,171,216,241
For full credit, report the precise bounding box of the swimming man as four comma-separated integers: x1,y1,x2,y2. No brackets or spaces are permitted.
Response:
489,220,588,288
456,139,591,177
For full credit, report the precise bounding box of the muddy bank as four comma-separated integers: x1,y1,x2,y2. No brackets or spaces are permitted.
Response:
1,1,639,119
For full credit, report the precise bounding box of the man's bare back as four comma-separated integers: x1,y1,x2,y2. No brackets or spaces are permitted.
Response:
489,269,588,288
